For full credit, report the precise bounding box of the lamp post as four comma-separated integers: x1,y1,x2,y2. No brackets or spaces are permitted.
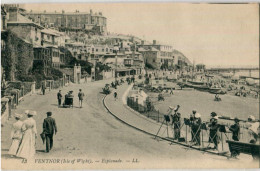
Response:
113,46,119,82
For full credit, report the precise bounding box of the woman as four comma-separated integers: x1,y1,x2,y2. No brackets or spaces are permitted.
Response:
16,111,37,159
8,114,23,157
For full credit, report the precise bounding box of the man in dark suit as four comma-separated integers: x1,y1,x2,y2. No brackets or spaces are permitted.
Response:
57,90,62,107
43,112,57,153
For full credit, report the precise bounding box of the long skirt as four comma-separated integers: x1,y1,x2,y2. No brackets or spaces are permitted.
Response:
8,139,21,155
16,129,35,159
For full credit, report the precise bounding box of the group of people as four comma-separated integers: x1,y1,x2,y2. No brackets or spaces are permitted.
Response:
57,89,85,108
8,110,57,159
166,106,260,152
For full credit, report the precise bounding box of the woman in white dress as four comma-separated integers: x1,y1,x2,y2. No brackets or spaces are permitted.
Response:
16,111,37,159
8,114,23,156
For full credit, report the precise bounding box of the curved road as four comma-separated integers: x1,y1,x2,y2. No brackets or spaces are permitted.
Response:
1,79,258,169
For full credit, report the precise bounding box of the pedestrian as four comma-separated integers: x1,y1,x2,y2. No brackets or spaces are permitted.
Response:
42,112,57,153
208,113,220,150
229,117,240,141
170,88,174,95
189,109,196,142
193,113,202,146
78,89,85,108
41,82,46,95
245,115,260,143
57,90,62,107
114,91,118,101
172,110,181,140
8,113,23,157
16,111,37,159
229,117,240,158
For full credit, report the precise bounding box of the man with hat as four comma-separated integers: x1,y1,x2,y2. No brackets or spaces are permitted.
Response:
246,115,260,143
208,112,220,150
42,112,57,153
192,113,202,146
171,105,181,140
229,117,240,141
57,90,62,107
229,117,240,158
189,109,197,142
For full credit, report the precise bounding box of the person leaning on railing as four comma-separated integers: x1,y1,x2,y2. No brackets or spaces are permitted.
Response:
245,115,260,144
208,112,220,150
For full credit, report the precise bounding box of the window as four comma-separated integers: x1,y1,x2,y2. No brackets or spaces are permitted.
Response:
153,59,155,62
102,48,104,52
96,49,98,52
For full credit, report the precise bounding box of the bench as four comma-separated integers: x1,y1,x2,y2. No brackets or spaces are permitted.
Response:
226,140,260,159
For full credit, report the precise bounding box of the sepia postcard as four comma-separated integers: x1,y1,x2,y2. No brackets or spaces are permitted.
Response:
1,2,259,170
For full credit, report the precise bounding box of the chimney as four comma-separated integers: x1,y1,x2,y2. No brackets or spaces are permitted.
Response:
90,9,93,14
44,10,46,13
62,10,65,14
153,40,156,45
99,12,102,16
141,40,144,45
8,6,18,21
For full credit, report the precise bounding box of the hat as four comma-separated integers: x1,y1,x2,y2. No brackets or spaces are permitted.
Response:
169,106,174,110
24,110,30,114
192,109,196,113
14,113,22,119
213,116,218,120
248,115,255,121
211,112,217,117
234,117,239,122
195,113,201,118
28,111,37,116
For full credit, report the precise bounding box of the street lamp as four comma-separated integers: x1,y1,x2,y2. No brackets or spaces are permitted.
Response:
113,46,119,82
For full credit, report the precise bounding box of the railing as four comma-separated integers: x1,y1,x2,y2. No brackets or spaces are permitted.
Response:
126,97,257,155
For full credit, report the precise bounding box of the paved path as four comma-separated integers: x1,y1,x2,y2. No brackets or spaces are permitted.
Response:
1,79,258,169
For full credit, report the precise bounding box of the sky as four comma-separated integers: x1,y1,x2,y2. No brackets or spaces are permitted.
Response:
20,3,259,67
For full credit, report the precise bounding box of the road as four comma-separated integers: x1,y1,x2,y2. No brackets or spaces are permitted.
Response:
1,79,258,169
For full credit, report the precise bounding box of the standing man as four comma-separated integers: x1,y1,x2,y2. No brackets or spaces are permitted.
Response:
170,88,174,95
78,89,85,108
189,109,197,142
57,90,62,107
43,112,57,153
41,82,46,95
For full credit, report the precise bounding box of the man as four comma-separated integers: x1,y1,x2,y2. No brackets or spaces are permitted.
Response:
229,117,240,141
229,117,240,158
114,91,118,101
78,89,85,108
57,90,62,107
189,110,197,142
172,106,181,140
170,88,174,95
43,112,57,153
208,114,219,150
246,115,260,143
193,113,202,146
41,82,46,95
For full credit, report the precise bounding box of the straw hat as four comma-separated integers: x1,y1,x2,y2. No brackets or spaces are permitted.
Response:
28,111,37,116
195,113,201,118
248,115,255,121
14,113,22,119
169,106,174,110
213,116,219,120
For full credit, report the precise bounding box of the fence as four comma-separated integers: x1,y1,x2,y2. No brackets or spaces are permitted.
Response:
126,97,256,154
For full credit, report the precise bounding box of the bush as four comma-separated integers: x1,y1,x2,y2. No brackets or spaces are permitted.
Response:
17,74,35,82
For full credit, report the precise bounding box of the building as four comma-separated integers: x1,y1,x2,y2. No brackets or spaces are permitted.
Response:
25,9,107,35
138,40,174,69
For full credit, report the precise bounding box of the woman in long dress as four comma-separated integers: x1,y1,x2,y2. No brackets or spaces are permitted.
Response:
16,111,37,159
8,114,23,156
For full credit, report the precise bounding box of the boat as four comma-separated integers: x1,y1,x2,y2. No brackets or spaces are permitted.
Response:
209,87,226,94
187,80,205,85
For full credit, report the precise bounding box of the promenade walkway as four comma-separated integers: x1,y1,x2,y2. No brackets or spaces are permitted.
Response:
104,82,258,166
